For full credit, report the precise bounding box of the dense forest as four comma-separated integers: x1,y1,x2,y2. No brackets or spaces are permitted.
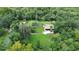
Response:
0,7,79,51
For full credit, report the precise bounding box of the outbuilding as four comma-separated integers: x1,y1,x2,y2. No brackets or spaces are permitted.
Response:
43,23,54,34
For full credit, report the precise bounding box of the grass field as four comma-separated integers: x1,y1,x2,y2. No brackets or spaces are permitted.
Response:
30,33,53,50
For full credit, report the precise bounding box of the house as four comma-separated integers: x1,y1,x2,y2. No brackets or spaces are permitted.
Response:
43,23,54,34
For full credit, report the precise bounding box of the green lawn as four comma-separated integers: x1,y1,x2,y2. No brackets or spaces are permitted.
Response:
30,34,49,40
30,34,52,50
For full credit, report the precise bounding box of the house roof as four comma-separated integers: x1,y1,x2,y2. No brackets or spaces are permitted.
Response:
43,24,54,29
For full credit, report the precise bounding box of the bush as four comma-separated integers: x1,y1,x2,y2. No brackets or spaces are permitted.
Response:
9,41,22,51
23,43,33,51
9,31,20,43
0,28,6,36
0,13,15,29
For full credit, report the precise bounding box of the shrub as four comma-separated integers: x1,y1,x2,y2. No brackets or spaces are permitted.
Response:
9,41,22,51
9,31,20,43
23,43,33,51
0,28,6,36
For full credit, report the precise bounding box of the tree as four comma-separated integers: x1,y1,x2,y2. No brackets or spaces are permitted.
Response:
18,21,31,44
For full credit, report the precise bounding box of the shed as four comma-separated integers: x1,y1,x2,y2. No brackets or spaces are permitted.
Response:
43,24,54,34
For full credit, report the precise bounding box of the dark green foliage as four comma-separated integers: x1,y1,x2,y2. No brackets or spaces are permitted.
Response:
0,28,6,36
9,31,20,43
54,20,79,34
